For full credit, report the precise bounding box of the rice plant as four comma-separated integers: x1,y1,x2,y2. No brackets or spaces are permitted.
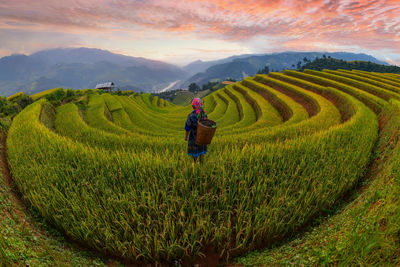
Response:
6,70,400,265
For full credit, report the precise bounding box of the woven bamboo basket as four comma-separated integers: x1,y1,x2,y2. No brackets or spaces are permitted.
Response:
196,119,217,145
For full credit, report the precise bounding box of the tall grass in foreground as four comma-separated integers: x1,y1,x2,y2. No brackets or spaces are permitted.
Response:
236,99,400,266
7,82,378,264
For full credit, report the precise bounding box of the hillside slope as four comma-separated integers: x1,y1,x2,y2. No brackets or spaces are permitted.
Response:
0,48,188,96
181,52,388,88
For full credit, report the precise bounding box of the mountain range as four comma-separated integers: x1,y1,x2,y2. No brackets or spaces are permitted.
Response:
178,52,388,89
0,48,187,96
0,48,388,96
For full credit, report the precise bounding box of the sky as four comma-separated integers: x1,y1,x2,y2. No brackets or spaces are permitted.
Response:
0,0,399,66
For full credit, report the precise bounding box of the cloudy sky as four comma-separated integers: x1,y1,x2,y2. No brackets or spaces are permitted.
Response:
0,0,399,65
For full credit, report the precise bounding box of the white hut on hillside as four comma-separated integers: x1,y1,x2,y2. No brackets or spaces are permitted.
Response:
95,82,115,92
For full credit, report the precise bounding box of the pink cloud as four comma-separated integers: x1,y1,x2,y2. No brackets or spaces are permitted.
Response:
0,0,399,61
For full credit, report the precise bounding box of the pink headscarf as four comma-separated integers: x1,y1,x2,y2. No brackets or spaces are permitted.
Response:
192,98,206,119
192,98,203,114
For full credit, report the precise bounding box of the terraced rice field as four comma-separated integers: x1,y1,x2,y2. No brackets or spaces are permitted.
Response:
6,70,400,265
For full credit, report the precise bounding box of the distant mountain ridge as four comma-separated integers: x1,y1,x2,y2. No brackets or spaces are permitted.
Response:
0,48,188,96
179,52,388,88
30,47,177,69
182,54,259,75
0,48,389,96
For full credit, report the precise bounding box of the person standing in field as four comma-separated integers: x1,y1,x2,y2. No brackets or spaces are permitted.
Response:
185,98,207,165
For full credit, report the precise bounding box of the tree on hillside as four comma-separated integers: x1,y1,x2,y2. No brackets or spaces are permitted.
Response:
257,65,270,74
298,56,400,73
16,95,33,110
0,93,33,119
188,83,201,92
303,57,310,64
202,81,219,91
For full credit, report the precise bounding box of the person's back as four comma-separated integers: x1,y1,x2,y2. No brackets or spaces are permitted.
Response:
184,98,207,165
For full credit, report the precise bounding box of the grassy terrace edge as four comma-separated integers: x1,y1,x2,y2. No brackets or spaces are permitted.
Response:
2,70,400,265
235,99,400,266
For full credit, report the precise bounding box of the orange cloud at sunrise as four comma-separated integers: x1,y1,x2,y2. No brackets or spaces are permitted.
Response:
0,0,399,65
